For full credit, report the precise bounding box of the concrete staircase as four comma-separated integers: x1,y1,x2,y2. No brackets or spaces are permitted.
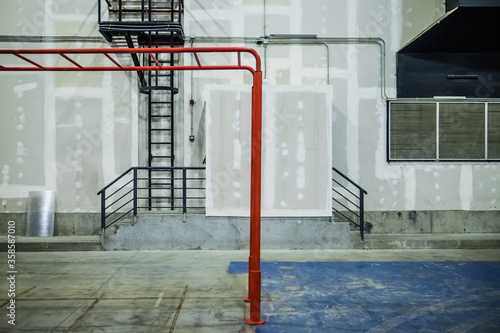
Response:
1,213,351,251
102,214,352,251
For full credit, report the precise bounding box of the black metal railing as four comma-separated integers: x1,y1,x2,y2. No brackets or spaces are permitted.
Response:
98,0,183,23
97,166,206,231
332,167,368,241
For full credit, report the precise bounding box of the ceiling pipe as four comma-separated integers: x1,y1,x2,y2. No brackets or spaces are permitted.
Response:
0,35,106,43
0,34,391,100
188,35,391,100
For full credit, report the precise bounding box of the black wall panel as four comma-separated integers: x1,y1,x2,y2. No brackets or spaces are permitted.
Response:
446,0,500,12
397,6,500,99
397,53,500,98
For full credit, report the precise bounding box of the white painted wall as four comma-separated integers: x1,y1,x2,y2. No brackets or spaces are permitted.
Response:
205,85,332,216
0,0,498,214
0,2,139,213
184,0,498,213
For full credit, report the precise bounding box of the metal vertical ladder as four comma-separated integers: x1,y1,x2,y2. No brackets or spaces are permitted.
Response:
142,33,177,210
98,0,184,210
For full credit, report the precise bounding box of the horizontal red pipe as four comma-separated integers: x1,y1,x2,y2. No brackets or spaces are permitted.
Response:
0,65,255,74
0,47,261,72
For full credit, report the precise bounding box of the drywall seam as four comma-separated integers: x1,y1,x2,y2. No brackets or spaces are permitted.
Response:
460,165,473,210
45,71,57,192
102,71,116,183
403,166,416,210
346,0,360,187
44,4,56,193
130,72,139,167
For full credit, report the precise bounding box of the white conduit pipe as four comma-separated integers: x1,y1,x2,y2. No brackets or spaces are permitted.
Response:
188,36,392,100
0,34,391,100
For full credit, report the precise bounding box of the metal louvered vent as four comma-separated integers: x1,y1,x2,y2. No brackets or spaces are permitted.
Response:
389,101,500,161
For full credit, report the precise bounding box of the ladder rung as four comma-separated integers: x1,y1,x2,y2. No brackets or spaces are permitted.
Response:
142,86,177,91
151,128,172,131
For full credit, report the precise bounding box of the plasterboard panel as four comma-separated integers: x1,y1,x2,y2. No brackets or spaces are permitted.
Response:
206,85,332,217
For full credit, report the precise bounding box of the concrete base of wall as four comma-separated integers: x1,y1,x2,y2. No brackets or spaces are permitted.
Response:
1,210,498,250
103,214,351,250
0,213,101,236
0,235,102,251
363,233,500,250
365,210,500,234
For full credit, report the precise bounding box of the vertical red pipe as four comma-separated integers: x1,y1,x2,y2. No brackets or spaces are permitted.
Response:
245,83,256,304
245,71,265,325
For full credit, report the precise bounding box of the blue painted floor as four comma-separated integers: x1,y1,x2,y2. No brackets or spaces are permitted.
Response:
229,261,500,332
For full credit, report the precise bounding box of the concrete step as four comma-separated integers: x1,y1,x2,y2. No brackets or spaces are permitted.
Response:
350,231,364,249
0,236,102,252
363,233,500,250
103,214,351,250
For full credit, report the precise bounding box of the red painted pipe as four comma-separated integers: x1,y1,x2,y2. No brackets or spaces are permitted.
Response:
0,47,261,73
0,46,265,325
246,70,265,325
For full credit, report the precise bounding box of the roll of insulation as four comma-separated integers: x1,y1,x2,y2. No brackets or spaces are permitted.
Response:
26,191,56,237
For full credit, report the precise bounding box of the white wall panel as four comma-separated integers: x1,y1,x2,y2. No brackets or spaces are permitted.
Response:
206,85,332,216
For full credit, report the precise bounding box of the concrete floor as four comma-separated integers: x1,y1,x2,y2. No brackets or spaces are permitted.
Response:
1,249,500,332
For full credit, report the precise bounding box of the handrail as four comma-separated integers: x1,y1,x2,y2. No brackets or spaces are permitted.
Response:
332,167,368,242
99,0,184,23
97,167,134,195
332,187,360,209
98,166,206,231
332,166,368,195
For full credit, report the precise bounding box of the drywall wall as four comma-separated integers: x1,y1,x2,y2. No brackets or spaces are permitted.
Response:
0,2,139,213
205,85,332,216
1,0,498,216
0,68,139,213
184,0,498,214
